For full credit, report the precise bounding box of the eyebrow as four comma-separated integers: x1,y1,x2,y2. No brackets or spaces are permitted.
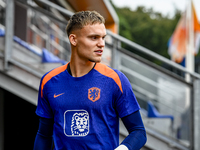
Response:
88,34,107,37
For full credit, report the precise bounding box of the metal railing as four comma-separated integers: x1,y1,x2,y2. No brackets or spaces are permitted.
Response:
2,0,200,149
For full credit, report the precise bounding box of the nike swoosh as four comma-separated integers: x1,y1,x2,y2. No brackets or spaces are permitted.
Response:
54,93,64,98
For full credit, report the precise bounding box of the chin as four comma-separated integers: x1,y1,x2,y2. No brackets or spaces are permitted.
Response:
89,59,101,63
95,59,101,63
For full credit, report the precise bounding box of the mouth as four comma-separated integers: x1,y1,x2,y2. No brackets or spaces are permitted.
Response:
94,49,103,55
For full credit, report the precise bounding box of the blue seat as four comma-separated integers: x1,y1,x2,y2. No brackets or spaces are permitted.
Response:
0,28,5,37
42,48,67,65
147,101,174,122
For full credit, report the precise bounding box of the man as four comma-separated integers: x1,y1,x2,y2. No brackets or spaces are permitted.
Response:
34,11,146,150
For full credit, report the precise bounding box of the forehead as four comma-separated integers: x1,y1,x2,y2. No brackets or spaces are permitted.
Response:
79,23,106,36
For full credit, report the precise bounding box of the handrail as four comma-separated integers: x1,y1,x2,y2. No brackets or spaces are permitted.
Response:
106,30,200,79
35,0,74,17
31,0,200,80
4,1,197,148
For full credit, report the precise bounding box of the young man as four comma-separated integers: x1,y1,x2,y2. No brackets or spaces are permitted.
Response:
34,11,146,150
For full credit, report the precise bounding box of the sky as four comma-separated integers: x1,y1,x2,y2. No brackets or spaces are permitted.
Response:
112,0,200,21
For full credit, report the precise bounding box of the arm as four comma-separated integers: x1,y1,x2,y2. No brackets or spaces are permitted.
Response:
33,117,54,150
115,110,147,150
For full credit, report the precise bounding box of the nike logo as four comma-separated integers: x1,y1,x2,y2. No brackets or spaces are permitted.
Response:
54,93,64,98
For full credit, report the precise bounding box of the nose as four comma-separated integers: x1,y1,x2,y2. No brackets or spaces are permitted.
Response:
97,38,105,48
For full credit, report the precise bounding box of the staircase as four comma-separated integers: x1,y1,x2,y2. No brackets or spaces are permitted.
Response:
1,0,200,149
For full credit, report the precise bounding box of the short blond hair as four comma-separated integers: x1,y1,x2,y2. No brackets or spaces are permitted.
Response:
66,11,105,36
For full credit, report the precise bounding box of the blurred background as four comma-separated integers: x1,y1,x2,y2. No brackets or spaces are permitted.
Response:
0,0,200,149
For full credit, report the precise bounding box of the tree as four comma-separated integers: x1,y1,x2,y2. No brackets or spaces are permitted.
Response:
111,2,182,63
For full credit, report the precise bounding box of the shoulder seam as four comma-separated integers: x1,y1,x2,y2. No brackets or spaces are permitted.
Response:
41,63,68,97
94,63,123,93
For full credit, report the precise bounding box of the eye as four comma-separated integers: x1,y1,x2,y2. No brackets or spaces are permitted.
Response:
91,36,97,40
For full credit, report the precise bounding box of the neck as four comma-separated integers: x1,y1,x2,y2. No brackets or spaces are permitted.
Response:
69,60,96,77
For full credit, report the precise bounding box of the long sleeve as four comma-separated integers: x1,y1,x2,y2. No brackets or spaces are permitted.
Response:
33,117,54,150
120,110,147,150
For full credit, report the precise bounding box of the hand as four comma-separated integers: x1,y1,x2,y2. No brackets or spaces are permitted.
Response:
114,144,129,150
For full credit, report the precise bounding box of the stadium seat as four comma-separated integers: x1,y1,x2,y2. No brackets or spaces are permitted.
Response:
147,101,174,122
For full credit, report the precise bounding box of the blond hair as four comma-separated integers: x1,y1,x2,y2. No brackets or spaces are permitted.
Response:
66,11,105,36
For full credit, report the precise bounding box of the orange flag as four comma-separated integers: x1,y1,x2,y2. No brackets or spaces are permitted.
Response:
193,2,200,54
168,1,200,63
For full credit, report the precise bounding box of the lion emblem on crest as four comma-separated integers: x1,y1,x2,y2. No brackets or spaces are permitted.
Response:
71,112,89,136
88,87,100,102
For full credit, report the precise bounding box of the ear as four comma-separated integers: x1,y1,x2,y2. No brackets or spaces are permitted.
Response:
69,34,77,46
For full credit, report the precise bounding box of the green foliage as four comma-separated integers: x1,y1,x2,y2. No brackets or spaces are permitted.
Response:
111,2,182,62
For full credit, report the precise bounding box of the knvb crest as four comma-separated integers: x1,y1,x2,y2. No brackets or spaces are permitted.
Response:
88,87,100,102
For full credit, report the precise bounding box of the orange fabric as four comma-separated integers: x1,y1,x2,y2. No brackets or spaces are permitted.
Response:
41,63,68,97
169,1,200,63
192,2,200,32
94,63,123,93
192,1,200,55
171,14,187,62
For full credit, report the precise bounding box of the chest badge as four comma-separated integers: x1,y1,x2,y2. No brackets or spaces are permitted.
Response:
88,87,100,102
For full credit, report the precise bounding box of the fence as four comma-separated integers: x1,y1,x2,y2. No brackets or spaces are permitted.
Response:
3,0,200,149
